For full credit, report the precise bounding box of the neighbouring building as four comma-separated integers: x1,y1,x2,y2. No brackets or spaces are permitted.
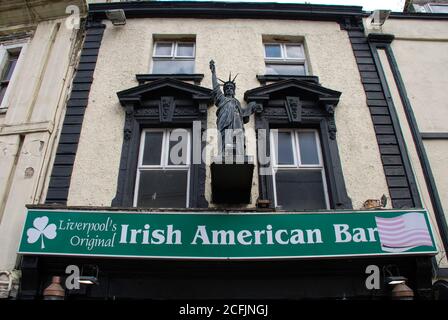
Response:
364,2,448,297
405,0,448,13
11,1,448,300
0,0,87,298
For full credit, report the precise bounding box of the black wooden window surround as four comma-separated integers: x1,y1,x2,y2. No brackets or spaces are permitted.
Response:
112,78,212,208
244,78,352,210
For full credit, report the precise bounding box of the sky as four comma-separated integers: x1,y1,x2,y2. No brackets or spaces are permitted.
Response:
161,0,406,12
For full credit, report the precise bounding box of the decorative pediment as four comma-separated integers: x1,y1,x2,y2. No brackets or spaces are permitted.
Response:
244,78,341,107
248,79,342,140
117,78,213,105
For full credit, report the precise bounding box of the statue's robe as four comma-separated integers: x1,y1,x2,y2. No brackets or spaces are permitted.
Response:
212,86,249,133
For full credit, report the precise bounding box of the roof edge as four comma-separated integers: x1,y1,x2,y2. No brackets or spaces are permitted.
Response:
89,1,363,22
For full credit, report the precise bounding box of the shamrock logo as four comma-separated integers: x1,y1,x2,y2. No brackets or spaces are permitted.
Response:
26,216,57,249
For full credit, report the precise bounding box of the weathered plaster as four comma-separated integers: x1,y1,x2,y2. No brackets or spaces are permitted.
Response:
0,18,81,270
0,135,20,223
0,132,49,270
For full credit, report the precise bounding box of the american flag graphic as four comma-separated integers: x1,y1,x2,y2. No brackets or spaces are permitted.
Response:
375,212,433,253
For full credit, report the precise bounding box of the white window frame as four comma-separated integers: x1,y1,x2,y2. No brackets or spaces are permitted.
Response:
426,3,448,13
264,42,308,75
270,129,330,209
174,42,196,58
152,41,175,58
151,41,196,73
133,128,191,208
0,41,27,112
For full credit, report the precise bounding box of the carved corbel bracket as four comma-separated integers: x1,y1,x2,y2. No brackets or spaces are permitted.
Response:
285,96,302,123
123,104,136,140
159,96,176,123
247,101,264,114
325,104,337,140
198,103,208,114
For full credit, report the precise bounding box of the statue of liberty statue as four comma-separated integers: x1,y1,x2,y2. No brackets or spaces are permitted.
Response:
209,60,257,156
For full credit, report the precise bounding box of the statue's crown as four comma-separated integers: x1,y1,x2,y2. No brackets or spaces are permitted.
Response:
219,72,238,89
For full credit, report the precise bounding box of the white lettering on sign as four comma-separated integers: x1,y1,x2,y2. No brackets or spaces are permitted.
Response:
191,225,323,246
71,222,384,248
333,224,378,243
60,222,384,249
119,224,182,245
212,230,236,245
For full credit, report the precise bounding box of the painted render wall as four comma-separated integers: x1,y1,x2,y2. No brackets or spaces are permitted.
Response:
67,18,390,210
392,39,448,215
0,19,81,271
365,18,448,268
376,19,448,134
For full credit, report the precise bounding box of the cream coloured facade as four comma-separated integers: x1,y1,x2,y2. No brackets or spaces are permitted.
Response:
0,0,87,298
364,15,448,275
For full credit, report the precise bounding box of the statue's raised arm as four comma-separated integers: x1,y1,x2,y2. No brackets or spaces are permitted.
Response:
209,60,224,105
209,60,219,89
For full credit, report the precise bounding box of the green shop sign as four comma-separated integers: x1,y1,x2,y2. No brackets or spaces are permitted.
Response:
18,209,438,259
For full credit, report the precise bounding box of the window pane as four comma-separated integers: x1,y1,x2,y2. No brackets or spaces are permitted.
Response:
176,43,194,57
168,129,189,165
275,170,326,210
266,64,306,75
137,170,188,208
0,84,7,105
154,43,173,56
152,60,194,74
142,132,163,165
4,58,18,81
429,5,448,13
264,44,282,58
273,131,294,165
298,131,320,165
285,45,304,59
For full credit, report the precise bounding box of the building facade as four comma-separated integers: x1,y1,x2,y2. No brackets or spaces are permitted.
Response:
11,1,448,300
0,0,87,298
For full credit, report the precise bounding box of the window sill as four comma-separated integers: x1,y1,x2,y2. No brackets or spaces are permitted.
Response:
136,74,204,85
257,74,319,85
0,108,7,115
